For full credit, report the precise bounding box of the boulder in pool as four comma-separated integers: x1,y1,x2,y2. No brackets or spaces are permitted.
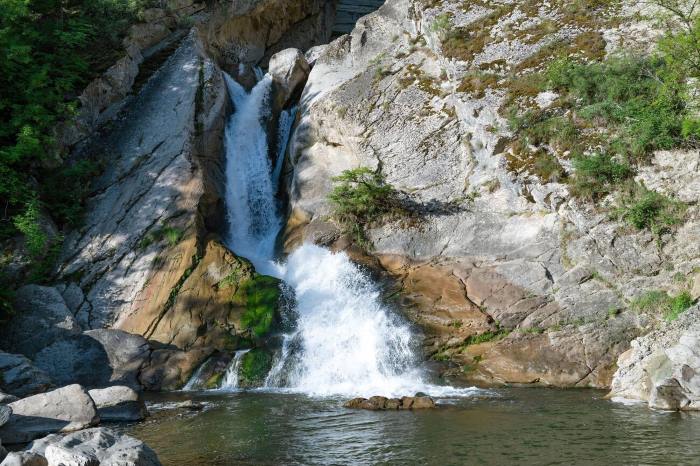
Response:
88,386,147,422
344,395,436,410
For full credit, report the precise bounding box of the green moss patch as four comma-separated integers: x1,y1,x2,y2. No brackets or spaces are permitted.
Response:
239,349,273,387
232,274,281,338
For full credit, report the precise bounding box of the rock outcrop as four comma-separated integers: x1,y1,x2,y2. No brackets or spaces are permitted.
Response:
0,385,99,444
0,353,53,398
88,386,147,422
608,305,700,410
34,330,150,390
283,0,700,387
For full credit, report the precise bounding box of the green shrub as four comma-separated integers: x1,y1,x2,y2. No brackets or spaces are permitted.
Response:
667,291,695,321
615,186,685,235
13,200,48,258
569,153,632,199
328,167,404,248
162,227,183,247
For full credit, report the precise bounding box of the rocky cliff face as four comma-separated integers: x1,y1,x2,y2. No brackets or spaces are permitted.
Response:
284,0,700,388
0,0,335,391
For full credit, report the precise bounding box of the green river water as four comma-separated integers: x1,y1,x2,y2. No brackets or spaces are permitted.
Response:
126,388,700,466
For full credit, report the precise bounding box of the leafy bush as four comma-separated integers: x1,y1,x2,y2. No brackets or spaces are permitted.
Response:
328,167,404,248
0,0,150,270
615,186,685,235
12,199,48,258
569,153,632,199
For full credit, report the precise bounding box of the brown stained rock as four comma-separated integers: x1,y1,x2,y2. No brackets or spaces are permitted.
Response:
460,321,636,388
344,396,436,410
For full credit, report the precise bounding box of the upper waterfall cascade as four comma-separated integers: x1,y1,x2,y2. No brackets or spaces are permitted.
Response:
190,72,475,398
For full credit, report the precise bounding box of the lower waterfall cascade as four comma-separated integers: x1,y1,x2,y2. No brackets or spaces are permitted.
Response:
186,71,476,398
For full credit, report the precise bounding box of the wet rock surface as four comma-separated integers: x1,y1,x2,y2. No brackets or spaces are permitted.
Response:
344,395,436,410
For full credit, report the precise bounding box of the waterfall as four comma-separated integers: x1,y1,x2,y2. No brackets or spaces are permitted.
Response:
219,72,474,398
220,349,251,390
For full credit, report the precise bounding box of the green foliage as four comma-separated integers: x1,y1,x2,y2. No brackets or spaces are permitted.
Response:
667,291,695,321
13,199,48,257
463,329,509,346
234,275,280,338
0,0,148,260
328,168,404,248
570,153,632,199
239,349,272,387
631,289,696,320
615,186,685,235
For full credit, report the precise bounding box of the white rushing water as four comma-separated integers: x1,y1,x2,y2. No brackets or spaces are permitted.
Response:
217,72,476,398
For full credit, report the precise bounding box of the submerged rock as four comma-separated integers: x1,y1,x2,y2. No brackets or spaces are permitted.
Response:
174,400,204,411
26,428,161,466
0,385,99,444
88,386,147,422
343,395,436,410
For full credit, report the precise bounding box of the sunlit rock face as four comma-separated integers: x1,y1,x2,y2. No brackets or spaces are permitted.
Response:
283,0,700,387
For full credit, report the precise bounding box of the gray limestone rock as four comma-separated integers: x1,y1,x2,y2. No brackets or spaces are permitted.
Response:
0,385,99,444
34,330,150,390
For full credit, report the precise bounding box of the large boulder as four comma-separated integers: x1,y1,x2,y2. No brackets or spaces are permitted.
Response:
608,305,700,410
0,286,80,358
0,385,99,444
27,428,161,466
34,330,150,390
88,386,147,422
0,352,53,398
268,48,310,111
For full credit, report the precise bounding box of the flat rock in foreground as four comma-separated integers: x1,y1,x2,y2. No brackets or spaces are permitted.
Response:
0,384,98,444
344,395,436,410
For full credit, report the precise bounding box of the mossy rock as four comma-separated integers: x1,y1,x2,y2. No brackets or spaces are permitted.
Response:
231,274,281,337
238,349,273,387
204,372,224,389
